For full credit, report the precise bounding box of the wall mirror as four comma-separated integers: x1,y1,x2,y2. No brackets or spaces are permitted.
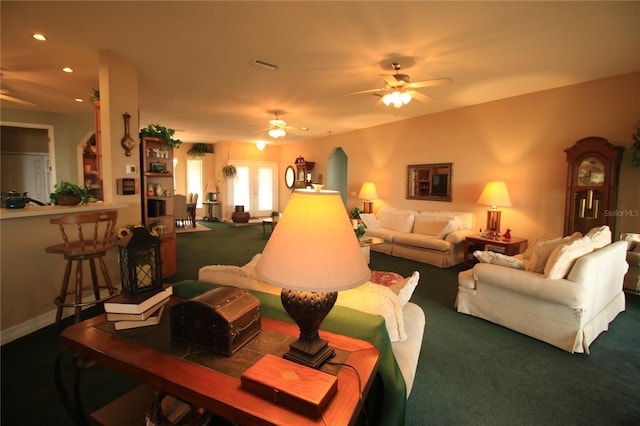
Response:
407,163,453,201
284,165,296,189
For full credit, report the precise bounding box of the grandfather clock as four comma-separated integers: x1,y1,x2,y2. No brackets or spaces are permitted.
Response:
564,136,624,235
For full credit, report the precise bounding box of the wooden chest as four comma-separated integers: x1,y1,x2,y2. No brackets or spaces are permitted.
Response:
169,286,261,356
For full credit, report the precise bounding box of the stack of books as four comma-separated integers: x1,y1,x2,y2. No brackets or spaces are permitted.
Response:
104,286,173,330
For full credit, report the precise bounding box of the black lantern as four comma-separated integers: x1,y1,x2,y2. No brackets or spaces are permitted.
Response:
117,227,163,295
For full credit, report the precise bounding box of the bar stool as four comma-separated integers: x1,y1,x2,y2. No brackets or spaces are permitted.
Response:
46,210,119,325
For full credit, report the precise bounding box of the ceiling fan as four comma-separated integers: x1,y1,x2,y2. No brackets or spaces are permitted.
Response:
254,111,309,139
345,61,452,107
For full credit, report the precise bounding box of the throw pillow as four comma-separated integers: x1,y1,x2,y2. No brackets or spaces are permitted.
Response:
527,232,582,274
339,283,406,341
437,216,465,239
359,213,381,229
586,225,611,249
370,270,404,286
388,271,420,306
544,236,594,279
473,250,525,269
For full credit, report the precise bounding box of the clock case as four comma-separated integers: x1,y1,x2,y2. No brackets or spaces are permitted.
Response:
563,136,624,235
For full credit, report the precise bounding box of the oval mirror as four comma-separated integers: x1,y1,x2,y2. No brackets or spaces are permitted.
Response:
285,166,296,189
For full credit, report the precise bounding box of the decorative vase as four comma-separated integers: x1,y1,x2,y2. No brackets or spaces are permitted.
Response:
148,184,155,196
231,205,250,223
155,183,163,196
121,113,136,156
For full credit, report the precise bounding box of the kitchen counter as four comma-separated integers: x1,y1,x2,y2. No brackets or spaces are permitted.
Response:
0,202,128,219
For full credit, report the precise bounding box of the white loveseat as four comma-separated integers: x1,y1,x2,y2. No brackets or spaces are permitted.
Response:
361,207,474,267
456,227,628,354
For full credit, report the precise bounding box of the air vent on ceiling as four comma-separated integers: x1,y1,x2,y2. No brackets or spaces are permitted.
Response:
250,58,280,71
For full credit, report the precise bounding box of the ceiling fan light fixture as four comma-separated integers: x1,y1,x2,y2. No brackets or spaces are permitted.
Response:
268,128,286,138
383,91,412,108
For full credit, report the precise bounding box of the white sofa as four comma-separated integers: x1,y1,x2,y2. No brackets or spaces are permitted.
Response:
621,232,640,293
362,207,474,267
197,254,425,397
456,227,628,354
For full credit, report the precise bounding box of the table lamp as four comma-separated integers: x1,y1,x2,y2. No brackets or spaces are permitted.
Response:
477,181,512,239
358,182,378,214
256,189,371,368
204,183,216,201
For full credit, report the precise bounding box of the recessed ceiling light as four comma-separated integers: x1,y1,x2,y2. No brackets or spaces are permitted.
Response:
62,67,74,73
75,98,84,103
32,33,47,41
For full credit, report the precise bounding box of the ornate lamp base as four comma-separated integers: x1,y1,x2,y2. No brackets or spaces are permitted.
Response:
280,289,337,369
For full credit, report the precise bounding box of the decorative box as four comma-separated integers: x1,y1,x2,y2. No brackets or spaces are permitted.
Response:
169,286,261,356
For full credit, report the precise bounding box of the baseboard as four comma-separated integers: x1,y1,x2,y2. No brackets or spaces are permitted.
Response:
1,298,99,346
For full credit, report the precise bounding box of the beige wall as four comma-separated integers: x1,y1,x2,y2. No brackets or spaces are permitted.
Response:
278,72,640,242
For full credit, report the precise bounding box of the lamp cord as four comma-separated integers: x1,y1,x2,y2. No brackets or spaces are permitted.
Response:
326,361,369,426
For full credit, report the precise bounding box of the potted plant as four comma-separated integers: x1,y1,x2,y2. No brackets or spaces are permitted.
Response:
139,124,182,149
187,143,211,157
89,89,99,103
270,210,280,223
350,206,362,219
50,181,89,205
223,165,237,178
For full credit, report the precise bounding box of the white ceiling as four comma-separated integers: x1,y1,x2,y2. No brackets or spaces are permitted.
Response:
2,1,639,145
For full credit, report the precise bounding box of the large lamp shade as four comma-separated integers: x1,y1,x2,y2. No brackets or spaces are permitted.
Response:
256,189,370,367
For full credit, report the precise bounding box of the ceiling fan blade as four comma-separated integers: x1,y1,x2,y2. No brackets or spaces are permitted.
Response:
409,77,453,89
0,93,38,107
409,90,435,103
344,87,389,96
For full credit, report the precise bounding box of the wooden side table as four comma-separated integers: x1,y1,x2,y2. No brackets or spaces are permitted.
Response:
464,235,528,267
60,306,379,425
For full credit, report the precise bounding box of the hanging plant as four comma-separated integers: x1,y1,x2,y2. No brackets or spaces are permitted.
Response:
139,124,182,149
223,165,237,178
631,122,640,169
89,89,100,103
187,143,211,157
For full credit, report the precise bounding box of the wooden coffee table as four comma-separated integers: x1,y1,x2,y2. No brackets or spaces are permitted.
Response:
60,303,380,425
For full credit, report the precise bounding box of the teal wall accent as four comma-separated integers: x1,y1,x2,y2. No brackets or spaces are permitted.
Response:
327,147,348,205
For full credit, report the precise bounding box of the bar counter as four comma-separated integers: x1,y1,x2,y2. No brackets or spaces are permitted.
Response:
0,203,128,344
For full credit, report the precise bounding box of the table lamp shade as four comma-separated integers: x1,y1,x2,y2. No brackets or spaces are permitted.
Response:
477,181,512,208
256,190,371,291
358,182,378,201
204,183,216,194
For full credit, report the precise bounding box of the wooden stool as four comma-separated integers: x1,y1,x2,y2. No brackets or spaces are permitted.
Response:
46,210,119,325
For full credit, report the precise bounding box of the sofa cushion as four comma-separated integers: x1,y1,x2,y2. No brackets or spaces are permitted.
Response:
418,211,474,230
379,208,416,233
544,236,594,279
412,215,450,236
437,216,466,239
362,227,395,242
586,225,612,249
474,250,525,269
392,232,451,252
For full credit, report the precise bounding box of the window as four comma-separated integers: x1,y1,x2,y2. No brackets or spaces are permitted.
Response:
186,159,203,207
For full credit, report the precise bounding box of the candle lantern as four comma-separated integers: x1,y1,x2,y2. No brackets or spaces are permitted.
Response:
117,227,163,295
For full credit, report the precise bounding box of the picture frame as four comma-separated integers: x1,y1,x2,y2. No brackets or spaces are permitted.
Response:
150,162,166,173
407,163,453,201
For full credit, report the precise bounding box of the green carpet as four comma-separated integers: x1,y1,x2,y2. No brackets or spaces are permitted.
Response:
1,221,638,425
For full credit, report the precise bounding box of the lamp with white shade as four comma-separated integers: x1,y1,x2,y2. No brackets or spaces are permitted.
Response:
256,189,371,368
204,183,217,201
358,182,379,214
477,181,512,239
